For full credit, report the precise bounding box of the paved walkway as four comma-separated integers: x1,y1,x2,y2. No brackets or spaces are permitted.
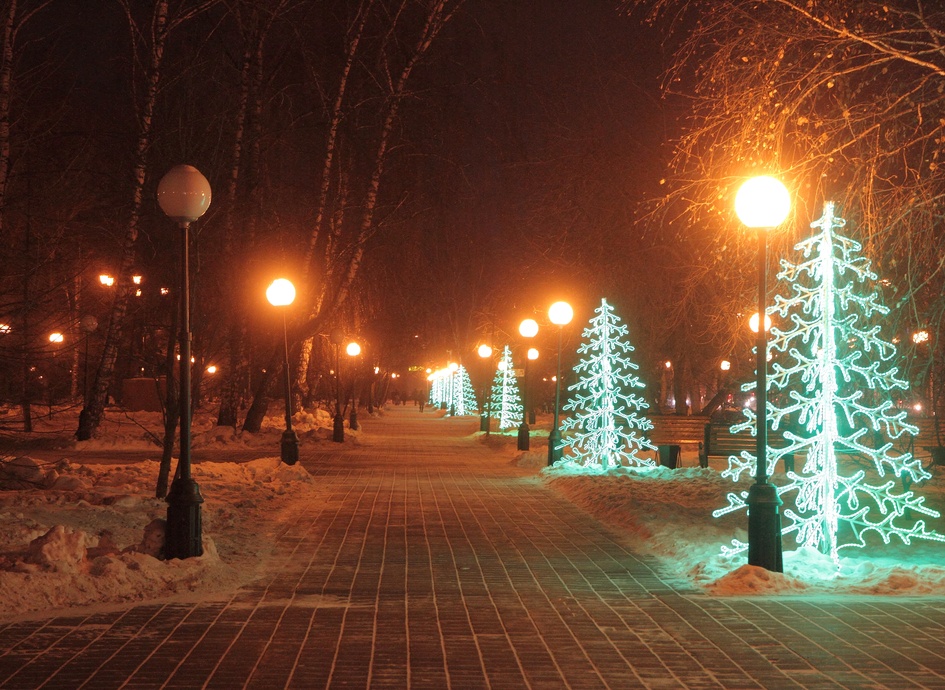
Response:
1,406,945,689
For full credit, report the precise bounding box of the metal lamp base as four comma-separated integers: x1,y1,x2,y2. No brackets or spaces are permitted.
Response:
547,429,562,466
165,477,204,559
517,423,530,451
333,413,345,443
746,482,783,572
281,429,300,465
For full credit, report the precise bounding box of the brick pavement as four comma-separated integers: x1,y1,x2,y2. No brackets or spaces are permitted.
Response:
1,405,944,689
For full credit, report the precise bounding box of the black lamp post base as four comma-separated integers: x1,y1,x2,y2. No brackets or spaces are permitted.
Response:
547,429,562,466
281,429,300,465
480,415,489,432
333,413,345,443
165,477,204,559
349,410,359,431
746,482,783,572
517,422,530,451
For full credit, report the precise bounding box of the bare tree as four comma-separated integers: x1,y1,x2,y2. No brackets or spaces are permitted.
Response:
626,0,945,396
242,0,465,433
76,0,217,441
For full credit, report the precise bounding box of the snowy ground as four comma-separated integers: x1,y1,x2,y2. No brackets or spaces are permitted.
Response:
1,404,944,622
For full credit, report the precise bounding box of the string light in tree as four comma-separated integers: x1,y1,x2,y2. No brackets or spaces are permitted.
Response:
559,298,656,470
490,345,523,430
714,202,945,564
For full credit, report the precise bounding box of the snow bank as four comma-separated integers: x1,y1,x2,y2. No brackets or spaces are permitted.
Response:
543,461,945,596
0,455,322,619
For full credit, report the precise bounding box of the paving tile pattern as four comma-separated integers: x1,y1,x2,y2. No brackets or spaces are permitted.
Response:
1,407,944,688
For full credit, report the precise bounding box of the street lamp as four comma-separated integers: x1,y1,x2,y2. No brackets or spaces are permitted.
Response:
517,318,539,450
477,344,493,432
346,341,361,430
735,174,791,573
330,327,345,442
266,278,300,466
157,163,211,560
547,301,573,465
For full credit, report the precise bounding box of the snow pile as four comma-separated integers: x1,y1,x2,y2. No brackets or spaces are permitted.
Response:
0,455,322,619
543,461,945,595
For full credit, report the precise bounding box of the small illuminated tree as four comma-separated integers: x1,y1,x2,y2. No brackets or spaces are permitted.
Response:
450,365,478,416
715,202,945,563
560,298,656,469
490,346,523,430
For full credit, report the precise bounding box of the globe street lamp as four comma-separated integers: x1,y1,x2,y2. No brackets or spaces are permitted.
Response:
735,175,791,573
266,278,300,466
478,344,493,432
346,341,361,430
330,327,345,442
157,164,211,560
547,301,574,465
517,318,539,450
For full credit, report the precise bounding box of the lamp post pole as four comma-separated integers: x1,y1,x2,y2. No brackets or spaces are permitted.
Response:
330,327,345,442
478,344,493,433
518,319,538,450
736,175,791,573
158,164,211,560
266,278,299,465
547,301,573,466
347,341,361,430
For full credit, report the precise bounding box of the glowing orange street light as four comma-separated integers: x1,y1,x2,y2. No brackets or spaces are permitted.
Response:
735,174,791,574
267,278,299,465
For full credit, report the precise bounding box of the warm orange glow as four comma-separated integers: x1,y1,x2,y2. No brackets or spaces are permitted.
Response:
913,330,930,345
132,275,142,285
99,274,114,287
749,312,772,333
548,301,573,326
266,278,296,307
49,332,64,343
527,347,539,361
448,362,459,372
346,342,361,357
735,176,791,229
0,324,10,334
160,287,170,296
720,359,732,372
519,319,539,338
664,360,672,369
477,344,493,358
206,365,217,374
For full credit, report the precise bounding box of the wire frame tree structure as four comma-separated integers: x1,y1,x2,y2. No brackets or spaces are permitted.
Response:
714,202,945,564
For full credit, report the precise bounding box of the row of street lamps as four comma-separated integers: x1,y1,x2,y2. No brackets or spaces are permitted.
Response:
156,162,798,579
476,300,575,465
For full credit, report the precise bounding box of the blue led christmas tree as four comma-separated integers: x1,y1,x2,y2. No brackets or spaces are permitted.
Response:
714,202,945,563
559,299,656,469
450,365,478,416
490,346,523,430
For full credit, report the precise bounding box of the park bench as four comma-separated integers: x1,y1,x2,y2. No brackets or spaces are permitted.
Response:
699,422,794,472
645,415,709,468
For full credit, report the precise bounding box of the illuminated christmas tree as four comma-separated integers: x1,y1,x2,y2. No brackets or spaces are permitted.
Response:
714,202,945,563
490,346,522,430
450,365,478,416
559,298,655,469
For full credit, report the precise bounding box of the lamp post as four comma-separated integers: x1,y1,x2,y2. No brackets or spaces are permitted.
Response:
735,175,791,573
266,278,300,465
547,301,573,465
478,344,493,432
517,318,539,450
157,164,211,560
330,327,345,442
346,341,361,430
